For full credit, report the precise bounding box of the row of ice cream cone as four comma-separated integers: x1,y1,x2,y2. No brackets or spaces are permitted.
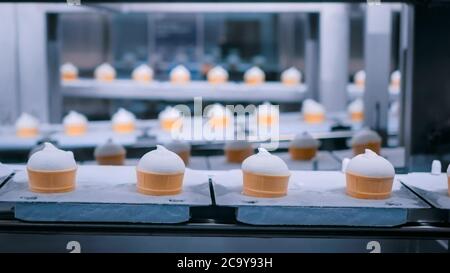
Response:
14,108,137,138
26,143,186,196
62,63,402,89
14,97,400,140
61,63,304,85
27,141,450,200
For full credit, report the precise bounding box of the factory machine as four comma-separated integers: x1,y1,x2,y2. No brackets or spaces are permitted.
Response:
0,1,449,253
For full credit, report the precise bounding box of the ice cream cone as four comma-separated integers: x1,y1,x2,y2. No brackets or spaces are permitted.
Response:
345,171,393,200
136,169,184,196
352,142,381,156
350,112,364,122
27,167,76,193
60,63,78,81
304,113,325,124
161,118,183,132
207,66,228,84
289,147,317,161
281,67,301,86
132,64,153,83
113,122,135,133
65,124,87,136
225,147,254,163
16,128,39,138
242,171,289,198
96,153,126,166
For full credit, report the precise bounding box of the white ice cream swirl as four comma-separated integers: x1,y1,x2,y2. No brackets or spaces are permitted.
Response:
15,113,39,129
346,149,395,178
137,145,185,174
242,148,290,176
27,142,77,171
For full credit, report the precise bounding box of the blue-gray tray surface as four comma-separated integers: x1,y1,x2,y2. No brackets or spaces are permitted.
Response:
0,165,211,223
399,172,450,210
212,170,428,226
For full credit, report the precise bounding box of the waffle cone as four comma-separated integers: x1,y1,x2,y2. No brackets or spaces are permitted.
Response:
65,124,87,136
171,74,190,84
289,146,317,160
225,147,254,163
133,74,152,82
160,118,183,132
245,77,264,85
96,74,115,82
113,122,135,133
304,113,325,124
345,172,393,200
27,167,76,193
96,153,126,166
61,73,77,81
242,171,290,198
352,142,381,156
350,112,364,122
282,78,299,86
208,76,227,84
136,169,184,196
16,128,39,138
448,176,450,196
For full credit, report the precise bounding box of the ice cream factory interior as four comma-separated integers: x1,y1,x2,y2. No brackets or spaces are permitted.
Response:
0,1,449,253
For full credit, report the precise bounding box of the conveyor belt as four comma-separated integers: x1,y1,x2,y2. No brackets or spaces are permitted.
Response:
0,220,448,253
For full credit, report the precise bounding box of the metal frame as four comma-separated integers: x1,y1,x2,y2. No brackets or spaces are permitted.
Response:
0,220,448,252
304,13,320,100
3,3,403,121
0,4,20,126
363,4,393,143
319,4,349,112
45,3,325,121
400,4,414,166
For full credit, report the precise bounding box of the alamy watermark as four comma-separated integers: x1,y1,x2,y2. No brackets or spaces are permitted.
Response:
167,97,281,151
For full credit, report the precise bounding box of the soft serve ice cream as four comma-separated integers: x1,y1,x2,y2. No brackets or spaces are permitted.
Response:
63,111,88,136
136,145,186,195
207,66,228,84
27,142,77,193
281,67,302,85
345,149,395,199
241,148,290,197
112,108,136,133
244,66,265,85
15,113,40,138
